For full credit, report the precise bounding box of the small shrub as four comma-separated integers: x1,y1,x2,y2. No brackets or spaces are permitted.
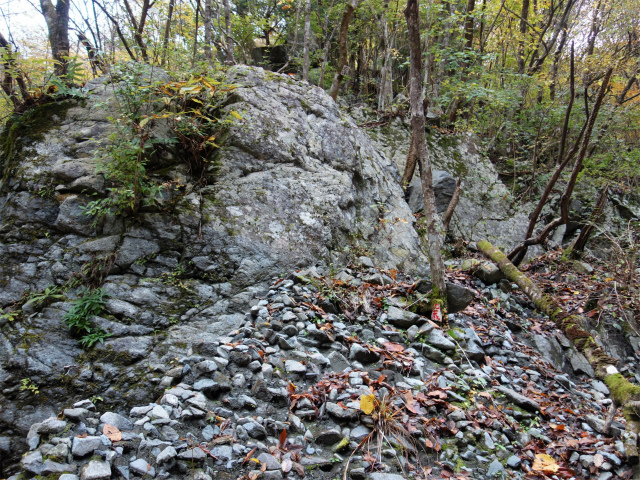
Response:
63,288,111,348
20,378,39,395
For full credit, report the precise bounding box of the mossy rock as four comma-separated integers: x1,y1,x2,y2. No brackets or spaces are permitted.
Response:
1,100,76,191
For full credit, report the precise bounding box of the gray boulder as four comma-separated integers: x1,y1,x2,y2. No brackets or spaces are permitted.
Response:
386,305,421,328
406,170,457,214
415,280,475,313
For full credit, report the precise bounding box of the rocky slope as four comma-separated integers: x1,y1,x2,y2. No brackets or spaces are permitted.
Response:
4,261,637,480
0,65,426,469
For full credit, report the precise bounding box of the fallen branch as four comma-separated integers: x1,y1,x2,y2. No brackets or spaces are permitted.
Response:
478,239,640,464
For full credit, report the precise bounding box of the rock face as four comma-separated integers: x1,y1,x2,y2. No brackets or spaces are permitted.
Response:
202,66,427,280
406,170,457,214
356,110,531,251
0,65,426,469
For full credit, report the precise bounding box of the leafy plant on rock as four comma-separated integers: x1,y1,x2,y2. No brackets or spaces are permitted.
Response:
23,285,64,309
62,288,111,348
19,378,40,395
84,63,240,225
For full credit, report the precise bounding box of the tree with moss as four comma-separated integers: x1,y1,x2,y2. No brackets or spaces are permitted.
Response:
405,0,448,323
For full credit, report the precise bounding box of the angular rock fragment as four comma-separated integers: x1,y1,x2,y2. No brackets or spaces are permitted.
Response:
496,386,540,412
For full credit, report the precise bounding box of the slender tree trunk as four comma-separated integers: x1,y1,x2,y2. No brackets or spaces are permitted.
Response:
433,0,452,100
378,1,393,110
40,0,71,77
509,67,614,264
192,0,201,67
568,186,608,257
402,133,418,188
586,75,637,158
224,0,236,64
464,0,475,50
317,1,337,87
529,0,574,75
479,240,640,464
77,32,107,75
277,0,303,74
405,0,448,317
91,0,102,52
0,38,17,106
511,44,575,264
93,0,137,61
302,0,311,81
161,0,175,66
517,0,530,74
318,26,337,88
549,28,567,101
122,0,150,62
442,179,462,231
478,0,486,54
204,0,213,62
329,0,358,102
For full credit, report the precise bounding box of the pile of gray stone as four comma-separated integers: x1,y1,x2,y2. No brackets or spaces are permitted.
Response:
6,264,632,480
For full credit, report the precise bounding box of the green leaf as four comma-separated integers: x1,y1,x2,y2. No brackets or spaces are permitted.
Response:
230,110,243,120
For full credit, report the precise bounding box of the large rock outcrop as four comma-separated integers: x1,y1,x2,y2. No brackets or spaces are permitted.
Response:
0,66,427,466
355,110,531,251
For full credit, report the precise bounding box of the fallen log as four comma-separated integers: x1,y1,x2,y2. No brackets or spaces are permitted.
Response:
478,239,640,464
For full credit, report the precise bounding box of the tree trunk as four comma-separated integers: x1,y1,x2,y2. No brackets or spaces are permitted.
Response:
405,0,448,317
77,32,107,75
317,0,337,88
204,0,213,62
40,0,71,77
224,0,236,64
549,28,567,101
433,0,452,101
378,1,393,110
402,132,418,189
0,33,30,107
93,0,137,61
464,0,475,50
442,179,462,231
479,240,640,464
586,75,637,158
302,0,311,81
517,0,530,74
328,0,357,102
508,46,612,265
122,0,150,62
192,0,201,67
161,0,175,66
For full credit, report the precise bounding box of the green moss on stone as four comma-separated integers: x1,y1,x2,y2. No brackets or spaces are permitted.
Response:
605,373,640,407
0,100,76,192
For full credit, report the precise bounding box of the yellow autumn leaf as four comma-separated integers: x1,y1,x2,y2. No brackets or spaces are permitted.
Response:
360,394,376,415
230,110,243,120
532,453,559,474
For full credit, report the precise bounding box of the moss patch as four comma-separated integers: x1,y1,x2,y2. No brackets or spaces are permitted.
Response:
0,100,76,192
605,373,640,407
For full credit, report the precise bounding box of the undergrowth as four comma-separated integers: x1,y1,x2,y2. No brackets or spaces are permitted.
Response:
62,288,111,348
83,62,241,225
